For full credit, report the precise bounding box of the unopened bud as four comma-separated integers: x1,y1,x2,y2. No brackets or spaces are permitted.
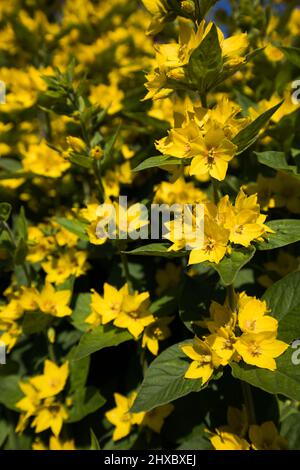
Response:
47,327,56,344
90,146,104,160
181,0,195,14
66,136,86,153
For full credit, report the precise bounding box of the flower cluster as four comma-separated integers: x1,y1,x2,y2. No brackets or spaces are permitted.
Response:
16,361,70,437
182,293,288,383
86,283,172,355
209,406,288,450
164,188,272,265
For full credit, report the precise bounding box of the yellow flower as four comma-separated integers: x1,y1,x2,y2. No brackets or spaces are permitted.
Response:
32,436,75,450
31,400,68,437
141,404,174,432
218,30,249,67
86,283,127,326
49,436,76,450
29,360,69,399
210,431,250,450
142,317,173,355
200,300,236,334
182,337,220,383
221,189,272,247
0,323,23,352
16,382,41,417
27,226,55,263
22,140,70,178
188,217,229,265
114,287,155,339
189,127,237,181
105,392,146,441
42,251,88,285
66,136,86,153
206,328,237,366
36,283,72,317
89,76,124,115
237,295,278,334
90,146,103,160
249,421,288,450
235,332,288,371
141,0,169,35
154,178,206,206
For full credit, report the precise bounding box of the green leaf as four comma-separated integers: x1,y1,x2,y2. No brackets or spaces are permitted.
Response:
281,412,300,449
263,271,300,343
22,312,53,335
257,219,300,250
56,217,89,241
199,0,219,16
133,155,183,172
0,375,23,411
231,347,300,402
90,429,101,450
149,292,178,317
71,293,92,332
72,325,132,361
0,419,9,448
67,386,106,423
187,24,222,92
233,102,283,154
0,203,12,222
177,424,211,450
255,151,299,178
69,154,93,169
0,159,22,173
14,238,28,265
278,46,300,68
125,243,187,258
69,353,90,392
102,126,121,167
131,341,205,413
16,207,28,240
209,246,256,286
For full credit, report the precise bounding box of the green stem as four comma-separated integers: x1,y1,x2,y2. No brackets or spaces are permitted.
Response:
119,250,134,295
200,92,208,108
211,178,219,205
227,284,236,312
241,381,256,425
46,334,57,363
93,160,104,203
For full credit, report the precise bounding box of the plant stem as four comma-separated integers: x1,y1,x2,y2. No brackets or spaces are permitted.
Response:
93,160,104,203
211,178,219,205
200,92,208,108
227,284,236,312
120,250,134,295
241,381,256,425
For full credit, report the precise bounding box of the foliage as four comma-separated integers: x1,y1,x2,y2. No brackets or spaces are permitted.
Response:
0,0,300,451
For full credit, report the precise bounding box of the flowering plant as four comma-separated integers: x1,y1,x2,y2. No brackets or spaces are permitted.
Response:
1,0,300,451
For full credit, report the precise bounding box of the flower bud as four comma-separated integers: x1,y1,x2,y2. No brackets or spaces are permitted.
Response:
181,0,195,14
66,136,86,153
90,146,104,160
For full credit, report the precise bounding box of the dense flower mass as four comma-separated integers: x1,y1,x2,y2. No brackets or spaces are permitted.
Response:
0,0,300,452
